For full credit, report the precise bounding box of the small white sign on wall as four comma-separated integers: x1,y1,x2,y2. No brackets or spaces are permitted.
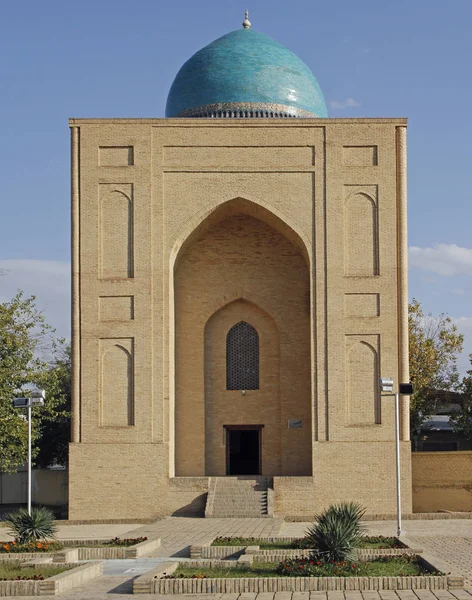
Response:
288,419,302,429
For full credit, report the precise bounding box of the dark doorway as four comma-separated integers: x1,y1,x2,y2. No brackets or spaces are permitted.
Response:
226,427,262,475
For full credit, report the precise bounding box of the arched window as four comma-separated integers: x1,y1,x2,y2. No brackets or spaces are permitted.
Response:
226,321,259,390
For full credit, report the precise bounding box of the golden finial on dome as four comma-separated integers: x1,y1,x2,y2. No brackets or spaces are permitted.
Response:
242,10,251,29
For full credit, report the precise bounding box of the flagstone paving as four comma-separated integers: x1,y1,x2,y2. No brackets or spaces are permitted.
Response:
10,516,472,599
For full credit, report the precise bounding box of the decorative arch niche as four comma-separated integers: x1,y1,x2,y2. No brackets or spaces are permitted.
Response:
100,339,134,427
345,337,380,426
100,187,134,279
344,191,379,277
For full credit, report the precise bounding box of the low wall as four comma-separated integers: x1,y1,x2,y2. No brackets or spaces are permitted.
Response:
412,451,472,512
0,468,67,507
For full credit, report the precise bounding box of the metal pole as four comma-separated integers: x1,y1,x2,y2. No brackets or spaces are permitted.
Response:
394,392,402,536
27,405,32,515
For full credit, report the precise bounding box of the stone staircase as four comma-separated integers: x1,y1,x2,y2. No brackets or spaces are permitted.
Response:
205,476,273,518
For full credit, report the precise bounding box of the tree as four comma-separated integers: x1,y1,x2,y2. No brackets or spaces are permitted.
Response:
409,299,464,437
450,356,472,440
35,344,71,468
0,291,70,473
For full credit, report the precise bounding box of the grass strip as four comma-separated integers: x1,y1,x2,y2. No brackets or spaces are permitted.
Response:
0,561,70,580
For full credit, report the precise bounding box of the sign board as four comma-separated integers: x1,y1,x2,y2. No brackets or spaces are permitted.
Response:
288,419,302,429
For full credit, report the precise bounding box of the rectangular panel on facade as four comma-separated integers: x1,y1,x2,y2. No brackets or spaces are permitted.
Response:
99,146,134,166
163,146,315,168
342,145,378,166
99,296,134,321
345,293,380,318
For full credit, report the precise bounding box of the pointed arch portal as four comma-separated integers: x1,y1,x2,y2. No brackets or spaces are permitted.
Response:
172,198,312,477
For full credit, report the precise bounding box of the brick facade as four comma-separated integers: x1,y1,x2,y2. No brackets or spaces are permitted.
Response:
69,118,411,519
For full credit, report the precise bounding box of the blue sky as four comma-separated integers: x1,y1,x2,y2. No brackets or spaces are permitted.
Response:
1,0,471,371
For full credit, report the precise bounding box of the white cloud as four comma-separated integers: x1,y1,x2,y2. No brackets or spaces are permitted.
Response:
329,97,362,110
0,260,70,338
409,243,472,276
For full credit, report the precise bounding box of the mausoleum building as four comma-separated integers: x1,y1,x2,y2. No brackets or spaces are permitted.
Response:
69,15,411,519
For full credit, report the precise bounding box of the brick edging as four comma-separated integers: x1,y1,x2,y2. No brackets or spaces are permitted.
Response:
152,574,458,593
0,561,102,596
54,538,161,561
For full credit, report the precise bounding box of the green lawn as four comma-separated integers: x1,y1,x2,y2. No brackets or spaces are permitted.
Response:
210,536,401,550
0,562,70,580
172,557,434,579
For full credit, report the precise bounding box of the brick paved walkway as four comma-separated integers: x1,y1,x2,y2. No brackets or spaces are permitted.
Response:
408,537,472,587
132,516,284,558
19,517,472,599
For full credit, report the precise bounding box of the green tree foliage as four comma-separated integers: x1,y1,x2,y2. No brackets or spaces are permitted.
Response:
0,292,70,472
409,299,464,436
35,344,71,468
450,356,472,440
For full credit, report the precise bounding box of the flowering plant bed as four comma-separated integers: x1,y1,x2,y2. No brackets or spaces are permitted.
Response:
170,556,441,579
134,554,463,594
0,541,63,553
211,537,305,549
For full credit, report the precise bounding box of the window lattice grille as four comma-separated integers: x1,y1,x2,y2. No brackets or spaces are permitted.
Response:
226,321,259,390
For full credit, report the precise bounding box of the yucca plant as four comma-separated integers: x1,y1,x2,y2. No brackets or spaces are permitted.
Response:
4,507,58,544
304,502,367,562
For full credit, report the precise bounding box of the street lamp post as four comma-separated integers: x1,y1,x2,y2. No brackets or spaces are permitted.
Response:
379,378,413,537
12,390,46,515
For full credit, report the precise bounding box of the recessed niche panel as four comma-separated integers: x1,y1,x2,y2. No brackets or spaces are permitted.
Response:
99,296,134,321
345,335,380,426
99,184,134,279
345,294,380,318
162,146,315,168
99,338,134,427
343,145,378,166
344,187,379,276
99,146,134,166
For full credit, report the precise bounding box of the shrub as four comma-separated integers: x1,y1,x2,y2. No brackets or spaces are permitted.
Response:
276,556,360,577
304,502,366,562
104,536,148,547
4,507,58,544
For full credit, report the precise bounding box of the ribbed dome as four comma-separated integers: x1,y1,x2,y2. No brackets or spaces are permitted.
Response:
165,28,327,118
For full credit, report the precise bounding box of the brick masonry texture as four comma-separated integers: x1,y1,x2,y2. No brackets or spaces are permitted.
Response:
412,452,472,512
69,118,410,519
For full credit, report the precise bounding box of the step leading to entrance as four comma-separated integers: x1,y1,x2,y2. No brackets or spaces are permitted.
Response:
205,476,273,518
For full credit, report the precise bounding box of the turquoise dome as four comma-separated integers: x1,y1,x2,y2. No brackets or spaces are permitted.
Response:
165,28,327,118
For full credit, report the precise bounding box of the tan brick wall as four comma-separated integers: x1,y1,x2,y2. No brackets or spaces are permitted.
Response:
412,451,472,512
69,118,411,519
68,443,208,519
274,441,412,516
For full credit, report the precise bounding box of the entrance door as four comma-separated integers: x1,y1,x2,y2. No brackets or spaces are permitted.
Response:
226,426,262,475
